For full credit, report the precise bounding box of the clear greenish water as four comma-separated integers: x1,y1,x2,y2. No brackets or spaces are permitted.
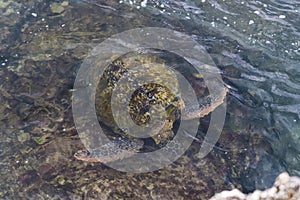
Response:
0,0,299,199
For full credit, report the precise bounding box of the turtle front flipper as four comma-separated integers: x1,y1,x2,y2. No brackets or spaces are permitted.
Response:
74,138,144,163
182,87,228,120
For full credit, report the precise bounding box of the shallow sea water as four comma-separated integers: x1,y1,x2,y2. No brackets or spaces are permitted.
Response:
0,0,299,199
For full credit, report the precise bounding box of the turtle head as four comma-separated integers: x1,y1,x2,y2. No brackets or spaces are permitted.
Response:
74,149,98,162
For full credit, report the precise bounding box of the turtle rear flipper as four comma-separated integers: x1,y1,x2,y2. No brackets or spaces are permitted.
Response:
74,138,143,163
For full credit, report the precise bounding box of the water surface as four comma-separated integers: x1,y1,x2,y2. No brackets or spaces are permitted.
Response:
0,0,299,199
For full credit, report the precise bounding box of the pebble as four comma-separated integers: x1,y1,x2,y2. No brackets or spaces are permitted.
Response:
50,2,65,14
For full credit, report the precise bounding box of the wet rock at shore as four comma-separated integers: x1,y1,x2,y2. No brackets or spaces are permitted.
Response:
210,172,300,200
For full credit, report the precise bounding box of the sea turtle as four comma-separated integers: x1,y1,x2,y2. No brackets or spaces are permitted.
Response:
74,49,228,163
